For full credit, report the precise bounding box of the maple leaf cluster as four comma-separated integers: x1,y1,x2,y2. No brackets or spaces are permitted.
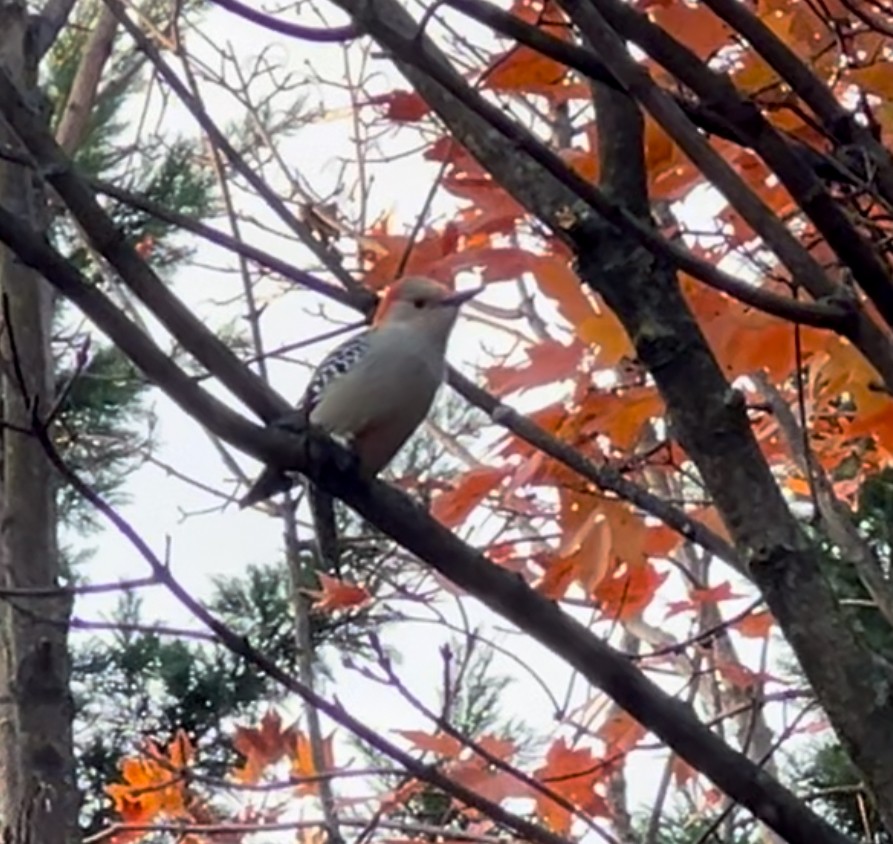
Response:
105,712,338,843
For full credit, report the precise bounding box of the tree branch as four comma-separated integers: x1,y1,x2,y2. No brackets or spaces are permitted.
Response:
206,0,358,42
558,0,893,339
103,0,366,299
697,0,893,208
0,185,855,844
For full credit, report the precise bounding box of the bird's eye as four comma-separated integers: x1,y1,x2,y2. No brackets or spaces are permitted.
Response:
413,298,425,309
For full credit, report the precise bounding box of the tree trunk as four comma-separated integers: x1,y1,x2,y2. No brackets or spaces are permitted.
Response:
0,3,78,841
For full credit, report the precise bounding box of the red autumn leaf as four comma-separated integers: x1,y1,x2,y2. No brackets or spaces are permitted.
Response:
231,710,298,784
367,90,430,122
486,338,585,395
432,466,509,527
534,739,610,832
594,562,669,620
309,572,372,613
734,609,775,639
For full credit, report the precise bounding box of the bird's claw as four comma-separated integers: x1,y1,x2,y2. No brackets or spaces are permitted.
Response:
271,409,310,435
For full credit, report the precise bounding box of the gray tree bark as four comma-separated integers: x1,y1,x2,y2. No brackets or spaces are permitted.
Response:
0,3,78,842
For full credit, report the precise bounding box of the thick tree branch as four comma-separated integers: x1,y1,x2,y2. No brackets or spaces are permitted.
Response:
0,194,855,844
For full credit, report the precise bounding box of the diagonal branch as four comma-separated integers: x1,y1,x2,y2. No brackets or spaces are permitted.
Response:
439,0,852,186
696,0,893,208
557,0,893,337
103,0,366,299
0,82,740,574
0,191,855,844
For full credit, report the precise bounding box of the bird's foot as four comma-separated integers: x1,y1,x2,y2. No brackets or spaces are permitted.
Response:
270,409,311,435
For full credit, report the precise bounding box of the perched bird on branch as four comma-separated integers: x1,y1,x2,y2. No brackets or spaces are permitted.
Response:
240,276,481,570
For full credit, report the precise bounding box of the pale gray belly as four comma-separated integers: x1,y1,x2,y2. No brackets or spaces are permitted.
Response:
309,349,442,471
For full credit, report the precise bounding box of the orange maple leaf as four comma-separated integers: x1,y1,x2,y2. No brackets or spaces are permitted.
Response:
734,609,775,639
431,466,509,527
309,572,372,613
231,709,298,784
594,561,669,620
534,739,610,832
106,730,195,828
293,731,336,795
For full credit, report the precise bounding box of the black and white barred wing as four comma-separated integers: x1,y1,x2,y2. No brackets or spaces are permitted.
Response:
300,330,372,412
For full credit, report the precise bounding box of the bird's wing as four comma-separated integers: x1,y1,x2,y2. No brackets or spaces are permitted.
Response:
300,330,372,412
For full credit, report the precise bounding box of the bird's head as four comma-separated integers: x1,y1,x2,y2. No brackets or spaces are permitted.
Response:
373,276,482,338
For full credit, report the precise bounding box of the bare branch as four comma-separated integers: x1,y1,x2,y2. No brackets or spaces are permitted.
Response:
54,4,119,154
206,0,358,42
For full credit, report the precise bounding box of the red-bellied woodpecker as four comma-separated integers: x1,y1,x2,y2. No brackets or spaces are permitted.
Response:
239,276,481,513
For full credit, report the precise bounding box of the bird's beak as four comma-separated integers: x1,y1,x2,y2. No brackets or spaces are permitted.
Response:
441,286,484,307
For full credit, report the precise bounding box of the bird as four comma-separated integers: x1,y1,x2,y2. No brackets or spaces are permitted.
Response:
239,276,481,565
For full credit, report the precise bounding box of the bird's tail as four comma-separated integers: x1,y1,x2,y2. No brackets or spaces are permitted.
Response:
308,483,341,576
